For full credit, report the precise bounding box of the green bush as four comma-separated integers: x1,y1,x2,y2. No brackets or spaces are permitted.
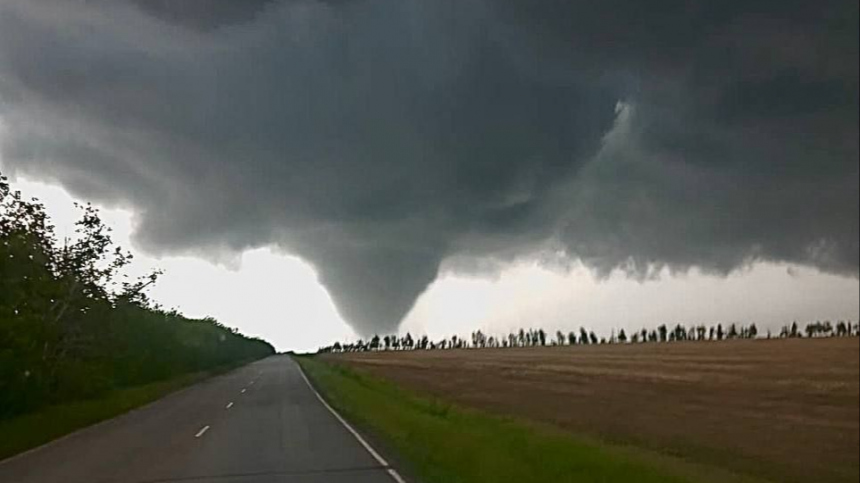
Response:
0,172,274,418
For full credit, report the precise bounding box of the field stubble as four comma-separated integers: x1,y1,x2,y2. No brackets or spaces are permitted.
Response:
332,338,859,483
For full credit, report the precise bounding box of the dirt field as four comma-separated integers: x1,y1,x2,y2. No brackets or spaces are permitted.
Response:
331,338,859,483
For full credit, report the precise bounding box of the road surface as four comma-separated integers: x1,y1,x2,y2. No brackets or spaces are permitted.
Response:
0,357,403,483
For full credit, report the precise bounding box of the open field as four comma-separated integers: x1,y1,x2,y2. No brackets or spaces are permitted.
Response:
297,357,751,483
329,338,859,483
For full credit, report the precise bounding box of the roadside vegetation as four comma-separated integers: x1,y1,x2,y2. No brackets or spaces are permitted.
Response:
0,172,274,423
297,356,771,483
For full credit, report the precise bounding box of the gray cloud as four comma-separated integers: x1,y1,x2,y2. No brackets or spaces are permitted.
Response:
1,0,856,336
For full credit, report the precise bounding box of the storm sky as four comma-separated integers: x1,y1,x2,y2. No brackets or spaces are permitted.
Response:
1,0,857,339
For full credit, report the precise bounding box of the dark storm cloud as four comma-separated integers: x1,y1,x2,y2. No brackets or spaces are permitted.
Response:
128,0,277,31
1,0,857,336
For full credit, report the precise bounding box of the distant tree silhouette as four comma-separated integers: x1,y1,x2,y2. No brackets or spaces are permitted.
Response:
836,321,848,337
319,317,856,356
580,327,590,345
658,324,668,343
472,330,485,348
727,323,738,339
673,324,686,341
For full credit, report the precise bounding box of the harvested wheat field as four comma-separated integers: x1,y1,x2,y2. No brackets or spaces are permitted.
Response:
331,338,859,483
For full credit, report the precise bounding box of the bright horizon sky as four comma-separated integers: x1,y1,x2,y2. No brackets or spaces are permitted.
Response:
5,175,858,352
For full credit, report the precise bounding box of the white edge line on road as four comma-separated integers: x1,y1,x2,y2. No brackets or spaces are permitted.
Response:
195,425,210,438
226,402,234,409
296,362,407,483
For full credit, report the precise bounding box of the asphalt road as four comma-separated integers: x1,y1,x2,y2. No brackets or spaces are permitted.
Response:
0,357,402,483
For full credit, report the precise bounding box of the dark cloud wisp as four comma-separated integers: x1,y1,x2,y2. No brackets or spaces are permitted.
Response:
1,0,856,336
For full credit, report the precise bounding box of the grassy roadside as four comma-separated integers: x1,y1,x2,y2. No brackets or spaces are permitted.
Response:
0,361,249,462
296,356,771,483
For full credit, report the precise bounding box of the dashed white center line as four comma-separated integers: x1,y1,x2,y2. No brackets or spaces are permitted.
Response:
195,425,210,438
226,402,234,409
240,388,246,394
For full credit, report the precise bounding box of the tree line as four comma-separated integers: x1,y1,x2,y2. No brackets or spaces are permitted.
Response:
0,173,274,418
320,320,858,354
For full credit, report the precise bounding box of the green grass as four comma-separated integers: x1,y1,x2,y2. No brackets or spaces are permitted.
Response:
297,356,770,483
0,364,244,462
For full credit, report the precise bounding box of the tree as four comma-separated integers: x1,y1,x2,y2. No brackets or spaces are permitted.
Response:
727,323,738,339
836,321,848,337
673,324,686,341
579,327,590,345
618,329,627,343
658,324,668,342
1,174,274,417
